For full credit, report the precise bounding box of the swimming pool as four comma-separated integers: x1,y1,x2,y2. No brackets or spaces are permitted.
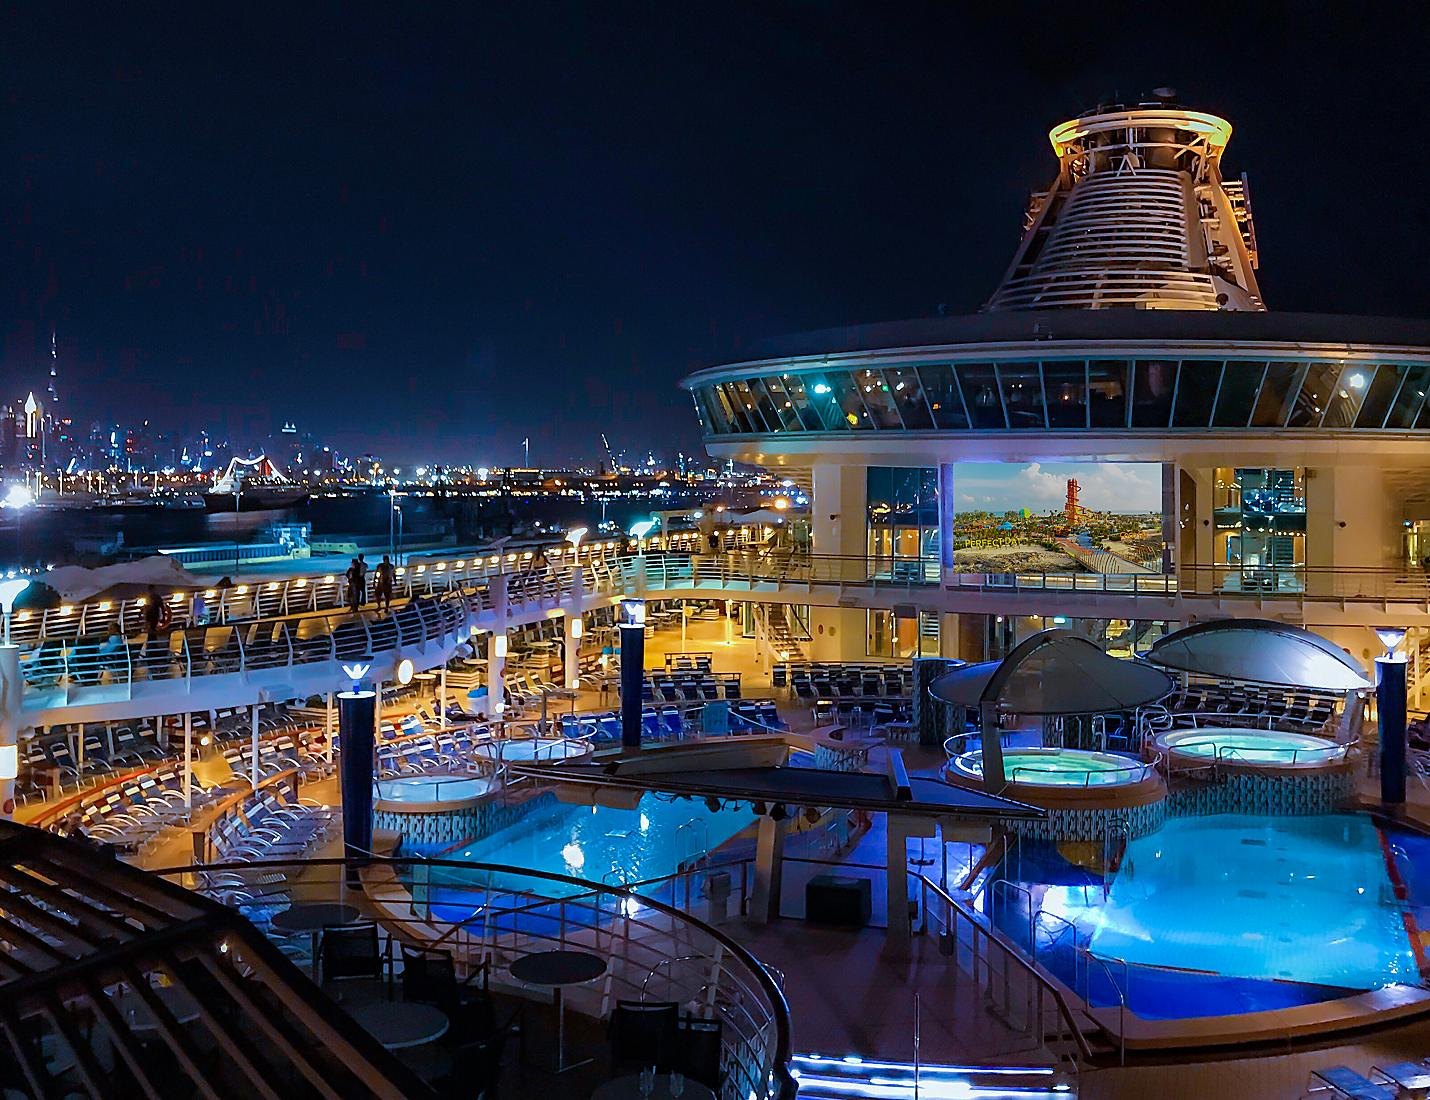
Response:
1024,814,1420,1010
1156,727,1346,768
449,794,755,893
952,747,1153,787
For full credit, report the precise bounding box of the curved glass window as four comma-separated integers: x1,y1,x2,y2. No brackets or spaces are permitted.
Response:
1212,361,1266,428
854,367,905,430
1172,360,1221,427
1387,367,1430,429
1088,361,1129,427
956,364,1006,429
1130,360,1177,427
1250,362,1305,428
1042,361,1088,428
829,372,871,429
1289,363,1339,427
746,377,785,432
1321,365,1374,428
1355,366,1401,428
779,376,825,431
998,363,1046,428
919,365,970,429
717,382,758,434
884,368,934,429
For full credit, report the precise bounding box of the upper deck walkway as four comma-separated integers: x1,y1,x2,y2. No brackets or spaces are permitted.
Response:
12,541,1429,726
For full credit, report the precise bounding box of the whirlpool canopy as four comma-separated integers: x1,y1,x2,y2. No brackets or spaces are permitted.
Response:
929,631,1174,716
1144,619,1371,692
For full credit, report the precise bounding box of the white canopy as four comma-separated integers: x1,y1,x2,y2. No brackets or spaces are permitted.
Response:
930,630,1174,715
40,556,211,603
1144,619,1371,692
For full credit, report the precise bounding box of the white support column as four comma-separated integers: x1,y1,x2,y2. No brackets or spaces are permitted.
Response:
439,664,448,726
564,612,582,691
887,813,937,953
488,633,507,718
749,814,788,923
325,691,335,763
0,645,23,818
183,712,193,808
250,706,260,789
681,600,688,652
938,462,956,585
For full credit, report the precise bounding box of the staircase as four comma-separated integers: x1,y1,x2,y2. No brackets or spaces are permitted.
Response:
756,603,808,665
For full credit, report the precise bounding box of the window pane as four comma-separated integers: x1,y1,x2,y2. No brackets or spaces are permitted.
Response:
803,375,851,431
783,376,826,431
1172,361,1221,427
719,382,757,433
1042,361,1087,428
729,380,770,433
1387,367,1430,428
1250,362,1305,427
919,365,970,429
956,364,1006,429
1321,365,1373,428
1212,361,1265,428
746,377,785,431
1088,360,1129,427
884,367,933,429
1355,366,1400,428
1288,362,1340,427
998,363,1045,429
694,387,727,433
1130,360,1177,427
853,367,904,429
829,371,873,430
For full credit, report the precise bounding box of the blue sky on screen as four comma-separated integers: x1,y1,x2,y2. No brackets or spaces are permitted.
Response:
953,462,1162,514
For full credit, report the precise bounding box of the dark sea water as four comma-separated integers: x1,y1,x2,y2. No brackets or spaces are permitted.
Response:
0,490,713,571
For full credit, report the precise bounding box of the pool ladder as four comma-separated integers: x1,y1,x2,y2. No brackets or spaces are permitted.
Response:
1103,815,1132,884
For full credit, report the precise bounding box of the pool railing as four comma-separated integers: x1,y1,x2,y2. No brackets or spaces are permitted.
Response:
159,855,797,1100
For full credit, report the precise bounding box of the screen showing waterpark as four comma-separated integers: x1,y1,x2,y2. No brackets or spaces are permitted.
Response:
950,461,1169,575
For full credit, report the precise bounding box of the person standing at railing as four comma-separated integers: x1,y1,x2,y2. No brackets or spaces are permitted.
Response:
374,555,395,613
345,556,367,613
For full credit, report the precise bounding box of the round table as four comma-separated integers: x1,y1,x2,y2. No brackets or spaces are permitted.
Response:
270,902,363,978
348,1001,449,1050
592,1074,717,1100
510,949,607,1073
109,984,202,1032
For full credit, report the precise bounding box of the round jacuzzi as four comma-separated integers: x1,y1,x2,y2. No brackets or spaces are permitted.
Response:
473,736,592,766
1156,727,1347,770
373,774,497,811
952,747,1154,788
944,745,1167,839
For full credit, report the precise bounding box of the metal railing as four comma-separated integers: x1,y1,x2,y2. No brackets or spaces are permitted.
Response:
158,856,797,1100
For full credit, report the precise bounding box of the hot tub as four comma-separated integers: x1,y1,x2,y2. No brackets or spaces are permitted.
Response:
1156,727,1347,770
952,746,1155,787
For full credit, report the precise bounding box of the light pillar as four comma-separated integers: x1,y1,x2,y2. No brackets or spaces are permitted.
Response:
1379,654,1408,809
338,686,377,873
325,691,335,763
439,664,448,726
937,462,956,585
979,700,1007,790
619,600,646,749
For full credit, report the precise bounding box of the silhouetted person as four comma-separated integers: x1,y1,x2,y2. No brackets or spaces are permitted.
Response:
345,557,365,612
375,554,395,612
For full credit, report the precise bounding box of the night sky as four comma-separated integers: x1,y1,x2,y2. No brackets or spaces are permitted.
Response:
5,4,1429,464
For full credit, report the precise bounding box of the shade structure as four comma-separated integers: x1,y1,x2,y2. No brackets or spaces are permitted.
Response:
1144,618,1371,691
41,554,210,602
929,630,1175,715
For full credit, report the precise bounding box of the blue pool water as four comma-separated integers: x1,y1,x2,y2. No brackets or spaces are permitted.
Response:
999,814,1422,1017
448,794,755,893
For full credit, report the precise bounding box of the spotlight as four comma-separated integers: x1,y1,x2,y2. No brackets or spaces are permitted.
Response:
705,797,722,813
752,801,767,815
770,803,788,822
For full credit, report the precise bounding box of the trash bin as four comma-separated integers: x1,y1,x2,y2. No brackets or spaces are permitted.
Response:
701,870,732,925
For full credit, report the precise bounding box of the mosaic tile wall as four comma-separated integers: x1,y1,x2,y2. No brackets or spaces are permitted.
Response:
814,742,871,773
375,789,553,846
1008,798,1166,843
1167,769,1356,818
911,658,961,747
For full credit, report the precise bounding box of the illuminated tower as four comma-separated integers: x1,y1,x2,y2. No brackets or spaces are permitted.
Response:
1065,478,1082,529
986,89,1262,312
47,328,58,408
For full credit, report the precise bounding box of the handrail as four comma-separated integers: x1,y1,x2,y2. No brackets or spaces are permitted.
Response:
1077,948,1127,1066
156,855,798,1100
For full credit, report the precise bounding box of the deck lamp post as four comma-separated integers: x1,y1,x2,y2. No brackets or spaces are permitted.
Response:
338,662,377,880
618,599,646,749
1376,628,1409,810
0,578,30,646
